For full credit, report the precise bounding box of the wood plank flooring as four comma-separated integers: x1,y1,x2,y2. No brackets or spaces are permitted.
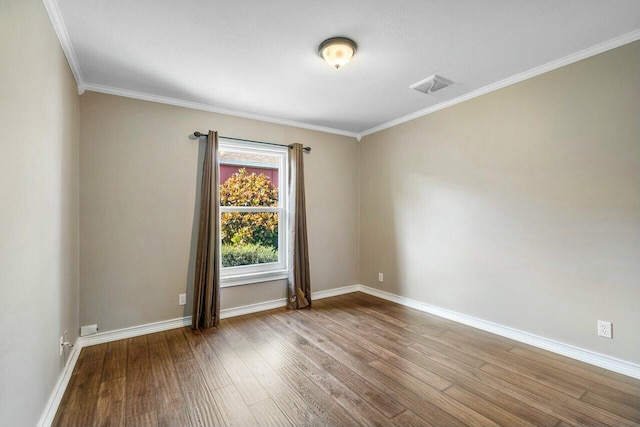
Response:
53,292,640,426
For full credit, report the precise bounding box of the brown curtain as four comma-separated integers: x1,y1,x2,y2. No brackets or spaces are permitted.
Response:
192,130,221,329
287,143,311,309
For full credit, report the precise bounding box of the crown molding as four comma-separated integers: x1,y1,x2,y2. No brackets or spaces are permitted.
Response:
82,83,360,139
358,28,640,139
42,0,639,141
42,0,85,94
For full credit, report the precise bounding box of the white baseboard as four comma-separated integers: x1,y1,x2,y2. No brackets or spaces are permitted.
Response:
219,284,361,320
357,285,640,380
37,340,81,427
40,282,639,426
74,283,640,380
78,284,361,348
80,316,192,347
312,284,361,300
220,299,285,319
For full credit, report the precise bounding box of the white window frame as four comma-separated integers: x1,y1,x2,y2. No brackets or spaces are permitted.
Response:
219,138,288,287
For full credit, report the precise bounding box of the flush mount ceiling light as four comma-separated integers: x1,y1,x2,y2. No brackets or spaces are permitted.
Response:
318,37,357,69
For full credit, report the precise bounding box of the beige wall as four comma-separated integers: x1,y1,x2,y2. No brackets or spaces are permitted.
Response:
359,41,640,363
2,9,636,423
79,92,359,332
0,0,80,425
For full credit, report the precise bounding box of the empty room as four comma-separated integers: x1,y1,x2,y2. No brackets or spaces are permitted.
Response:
2,1,640,426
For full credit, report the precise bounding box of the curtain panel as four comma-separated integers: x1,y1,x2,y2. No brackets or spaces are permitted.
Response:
192,130,221,329
287,143,311,309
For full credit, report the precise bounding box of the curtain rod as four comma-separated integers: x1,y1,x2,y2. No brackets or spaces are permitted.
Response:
191,131,311,153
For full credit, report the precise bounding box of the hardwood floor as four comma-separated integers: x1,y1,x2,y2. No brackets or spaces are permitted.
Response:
53,292,640,426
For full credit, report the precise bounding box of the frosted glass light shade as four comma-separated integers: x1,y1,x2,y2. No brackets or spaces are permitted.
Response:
318,37,357,69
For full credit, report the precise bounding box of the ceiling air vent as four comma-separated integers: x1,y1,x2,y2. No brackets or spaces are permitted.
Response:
410,75,453,94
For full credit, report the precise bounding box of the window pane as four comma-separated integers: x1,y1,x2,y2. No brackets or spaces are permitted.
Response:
219,151,279,207
221,212,279,268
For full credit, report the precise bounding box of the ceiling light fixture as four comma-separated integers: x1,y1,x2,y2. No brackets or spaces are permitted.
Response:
318,37,357,69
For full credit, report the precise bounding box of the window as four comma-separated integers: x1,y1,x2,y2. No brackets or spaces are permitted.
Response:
219,138,288,286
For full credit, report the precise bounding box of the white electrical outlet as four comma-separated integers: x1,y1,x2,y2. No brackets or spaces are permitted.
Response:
179,293,186,306
597,320,612,339
59,336,64,356
378,273,384,282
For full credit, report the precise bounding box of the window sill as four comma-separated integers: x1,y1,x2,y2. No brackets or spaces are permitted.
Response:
220,269,288,288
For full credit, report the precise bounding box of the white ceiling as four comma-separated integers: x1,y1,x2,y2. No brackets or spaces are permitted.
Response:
52,0,640,137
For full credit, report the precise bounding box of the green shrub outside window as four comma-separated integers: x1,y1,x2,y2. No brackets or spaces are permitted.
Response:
220,168,279,267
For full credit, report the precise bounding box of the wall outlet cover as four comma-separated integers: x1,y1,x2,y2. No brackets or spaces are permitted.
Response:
597,320,612,339
179,293,187,305
378,273,384,282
